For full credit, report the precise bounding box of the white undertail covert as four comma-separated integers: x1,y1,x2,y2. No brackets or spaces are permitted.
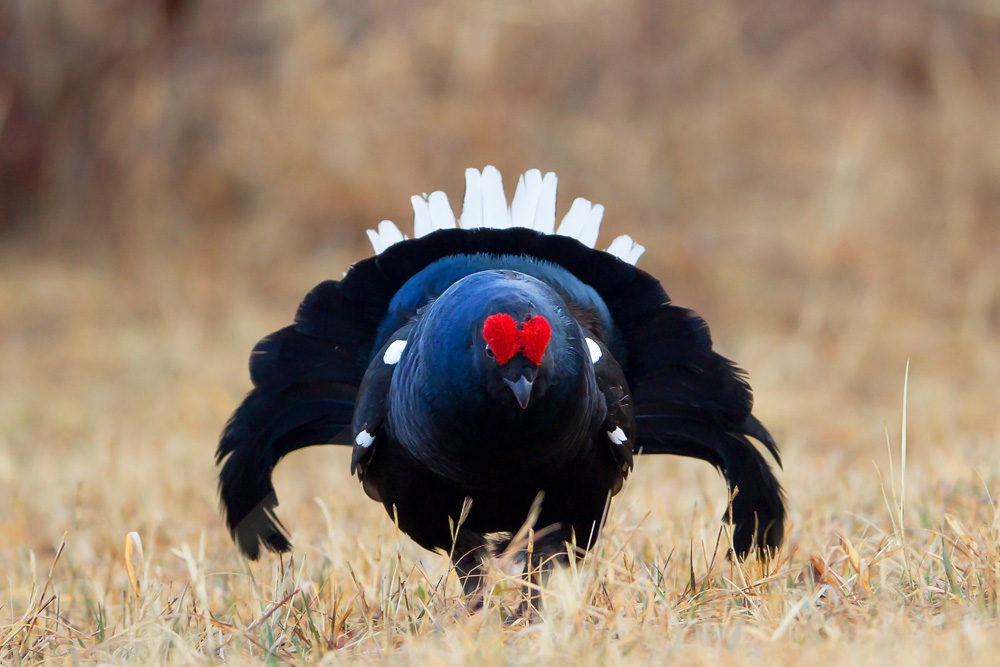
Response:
366,166,645,265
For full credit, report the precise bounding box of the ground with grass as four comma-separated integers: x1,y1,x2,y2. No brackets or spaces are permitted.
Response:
2,2,999,664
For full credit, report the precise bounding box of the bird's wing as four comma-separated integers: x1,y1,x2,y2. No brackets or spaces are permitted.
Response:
214,228,619,559
634,414,785,557
218,218,783,558
623,303,785,558
216,277,384,559
585,333,635,491
350,324,414,501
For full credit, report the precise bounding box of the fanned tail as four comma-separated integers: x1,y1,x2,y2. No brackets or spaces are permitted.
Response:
366,166,645,265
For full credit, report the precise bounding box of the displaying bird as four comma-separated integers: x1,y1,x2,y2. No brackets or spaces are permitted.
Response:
217,166,785,601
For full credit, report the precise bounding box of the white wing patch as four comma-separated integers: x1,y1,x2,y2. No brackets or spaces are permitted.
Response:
383,339,407,365
355,430,375,448
585,337,602,364
366,167,643,265
607,427,628,446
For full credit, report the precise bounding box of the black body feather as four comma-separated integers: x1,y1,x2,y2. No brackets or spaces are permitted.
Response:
217,227,785,566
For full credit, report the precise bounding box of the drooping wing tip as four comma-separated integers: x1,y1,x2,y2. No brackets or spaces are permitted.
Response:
741,414,782,468
223,489,293,560
726,435,786,560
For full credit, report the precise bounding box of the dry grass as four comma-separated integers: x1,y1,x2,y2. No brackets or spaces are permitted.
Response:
2,1,1000,664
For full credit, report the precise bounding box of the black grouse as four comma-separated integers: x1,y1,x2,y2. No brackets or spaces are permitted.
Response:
217,166,785,599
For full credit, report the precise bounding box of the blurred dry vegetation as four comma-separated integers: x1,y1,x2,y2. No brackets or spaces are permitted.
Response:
2,1,1000,664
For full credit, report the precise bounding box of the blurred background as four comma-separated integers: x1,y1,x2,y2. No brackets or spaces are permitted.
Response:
1,1,998,564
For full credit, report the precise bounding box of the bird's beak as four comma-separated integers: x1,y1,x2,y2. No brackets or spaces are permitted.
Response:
503,375,534,409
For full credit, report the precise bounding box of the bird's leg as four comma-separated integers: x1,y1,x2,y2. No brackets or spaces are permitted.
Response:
517,528,539,618
451,533,490,612
518,558,546,618
517,527,572,618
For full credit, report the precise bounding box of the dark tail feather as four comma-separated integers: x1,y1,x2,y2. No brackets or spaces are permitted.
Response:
217,381,356,559
635,414,786,558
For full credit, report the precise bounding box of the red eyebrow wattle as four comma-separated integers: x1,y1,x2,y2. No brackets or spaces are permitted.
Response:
483,313,520,365
519,316,551,365
482,314,552,366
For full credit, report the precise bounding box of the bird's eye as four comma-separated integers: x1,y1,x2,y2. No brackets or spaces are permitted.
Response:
485,345,495,358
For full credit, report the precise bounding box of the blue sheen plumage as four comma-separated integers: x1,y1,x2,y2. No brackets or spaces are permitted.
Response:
216,171,784,600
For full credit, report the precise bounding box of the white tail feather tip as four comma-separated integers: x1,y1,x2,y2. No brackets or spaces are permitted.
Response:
412,195,432,238
365,167,642,264
460,168,483,229
427,191,456,230
606,235,644,266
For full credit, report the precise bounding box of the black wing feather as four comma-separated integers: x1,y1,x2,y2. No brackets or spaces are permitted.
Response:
589,333,636,486
216,278,382,559
350,324,414,484
217,381,356,559
739,414,781,467
217,227,785,559
624,304,784,557
635,414,785,556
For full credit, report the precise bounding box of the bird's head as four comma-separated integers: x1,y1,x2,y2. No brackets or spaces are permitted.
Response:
480,311,551,409
414,270,586,414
